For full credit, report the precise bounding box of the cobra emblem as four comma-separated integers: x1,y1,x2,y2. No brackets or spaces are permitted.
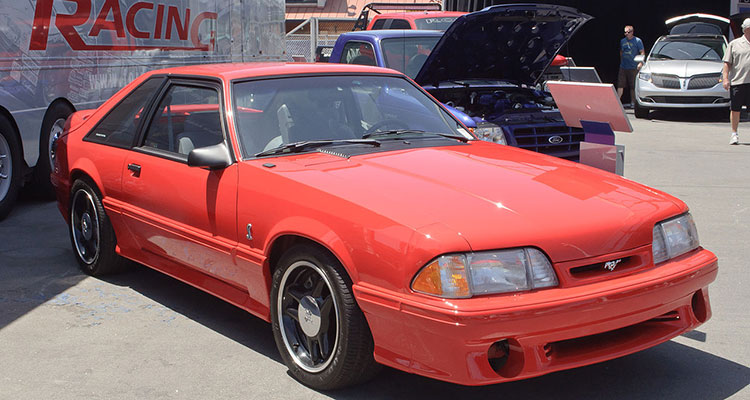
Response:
548,135,564,144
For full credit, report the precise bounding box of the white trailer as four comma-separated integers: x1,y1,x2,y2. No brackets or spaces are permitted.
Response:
0,0,286,219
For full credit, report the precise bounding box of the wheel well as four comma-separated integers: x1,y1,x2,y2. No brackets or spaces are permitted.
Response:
268,235,344,277
69,170,98,194
0,106,25,167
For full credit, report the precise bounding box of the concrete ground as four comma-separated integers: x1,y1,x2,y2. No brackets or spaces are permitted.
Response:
1,108,748,399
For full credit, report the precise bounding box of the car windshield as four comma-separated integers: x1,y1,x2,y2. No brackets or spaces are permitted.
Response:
414,17,459,31
232,75,469,158
381,37,441,78
650,38,726,61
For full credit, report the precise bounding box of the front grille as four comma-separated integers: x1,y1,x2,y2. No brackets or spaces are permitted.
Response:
652,74,680,89
688,74,721,90
507,124,584,161
648,96,723,104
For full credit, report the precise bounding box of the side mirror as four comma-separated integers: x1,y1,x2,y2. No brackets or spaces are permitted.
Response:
633,54,645,64
187,142,232,170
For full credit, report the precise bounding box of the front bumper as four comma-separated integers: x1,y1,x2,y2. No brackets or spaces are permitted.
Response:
354,248,717,385
636,79,729,109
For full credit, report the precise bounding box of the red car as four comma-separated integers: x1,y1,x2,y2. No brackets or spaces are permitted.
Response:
51,63,717,390
367,11,466,30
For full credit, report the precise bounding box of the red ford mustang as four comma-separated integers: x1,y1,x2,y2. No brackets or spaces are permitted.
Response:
51,63,717,390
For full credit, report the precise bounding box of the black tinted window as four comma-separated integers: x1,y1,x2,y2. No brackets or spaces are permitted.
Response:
86,78,162,147
371,19,387,29
389,19,411,29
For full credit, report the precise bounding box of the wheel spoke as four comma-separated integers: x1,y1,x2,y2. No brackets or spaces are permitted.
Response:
284,306,299,322
305,336,317,361
285,285,306,303
318,332,330,359
311,277,327,298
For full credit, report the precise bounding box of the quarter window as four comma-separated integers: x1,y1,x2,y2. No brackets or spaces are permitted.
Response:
141,84,223,156
86,78,163,147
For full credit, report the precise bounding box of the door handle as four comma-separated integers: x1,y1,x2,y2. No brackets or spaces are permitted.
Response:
127,163,141,177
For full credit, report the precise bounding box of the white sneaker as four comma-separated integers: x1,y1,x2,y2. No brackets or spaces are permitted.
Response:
731,133,739,145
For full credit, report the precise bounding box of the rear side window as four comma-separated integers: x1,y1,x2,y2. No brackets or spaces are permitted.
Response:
371,19,387,30
341,42,376,66
86,78,163,147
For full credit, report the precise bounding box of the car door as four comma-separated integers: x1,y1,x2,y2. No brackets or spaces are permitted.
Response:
119,78,243,288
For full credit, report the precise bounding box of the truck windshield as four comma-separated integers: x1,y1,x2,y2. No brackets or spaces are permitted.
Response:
232,75,469,158
650,38,725,61
381,37,441,78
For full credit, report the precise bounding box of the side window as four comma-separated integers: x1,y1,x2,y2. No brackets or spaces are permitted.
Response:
342,42,376,66
142,84,223,156
388,19,411,29
370,19,387,30
86,78,163,147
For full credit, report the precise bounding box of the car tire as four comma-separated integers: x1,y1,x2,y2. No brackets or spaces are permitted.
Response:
634,102,649,119
0,115,22,221
68,179,128,276
35,102,74,199
270,244,380,390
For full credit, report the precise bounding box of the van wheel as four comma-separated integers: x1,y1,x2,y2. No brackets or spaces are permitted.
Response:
0,115,22,221
35,102,73,199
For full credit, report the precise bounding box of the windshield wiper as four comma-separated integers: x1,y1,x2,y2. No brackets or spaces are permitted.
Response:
362,129,469,142
255,139,381,157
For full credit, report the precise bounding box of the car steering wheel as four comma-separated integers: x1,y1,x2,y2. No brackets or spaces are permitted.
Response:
364,119,409,135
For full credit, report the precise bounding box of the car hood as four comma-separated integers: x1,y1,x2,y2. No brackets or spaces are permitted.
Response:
263,142,685,262
414,4,592,87
643,59,722,77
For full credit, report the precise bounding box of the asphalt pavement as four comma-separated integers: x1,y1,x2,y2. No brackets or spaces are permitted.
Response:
0,108,748,399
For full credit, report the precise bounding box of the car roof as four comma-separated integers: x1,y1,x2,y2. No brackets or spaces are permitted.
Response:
339,29,443,40
142,62,400,81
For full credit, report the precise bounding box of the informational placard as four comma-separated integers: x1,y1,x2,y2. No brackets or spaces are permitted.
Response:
546,81,633,133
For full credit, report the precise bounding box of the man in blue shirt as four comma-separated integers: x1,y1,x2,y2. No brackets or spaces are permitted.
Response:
618,25,645,108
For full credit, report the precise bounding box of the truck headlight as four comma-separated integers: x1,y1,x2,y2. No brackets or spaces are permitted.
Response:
652,213,700,264
411,248,558,298
475,123,507,145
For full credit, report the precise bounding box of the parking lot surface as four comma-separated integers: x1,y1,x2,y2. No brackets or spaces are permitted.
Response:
1,109,749,399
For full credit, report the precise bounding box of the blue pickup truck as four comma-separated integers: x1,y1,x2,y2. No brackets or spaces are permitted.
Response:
329,4,592,161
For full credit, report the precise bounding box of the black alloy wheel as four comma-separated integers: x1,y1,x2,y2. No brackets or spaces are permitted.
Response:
270,244,380,390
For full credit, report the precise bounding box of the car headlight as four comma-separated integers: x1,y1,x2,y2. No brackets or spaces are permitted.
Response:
652,213,700,264
411,248,558,298
475,123,507,145
638,72,652,82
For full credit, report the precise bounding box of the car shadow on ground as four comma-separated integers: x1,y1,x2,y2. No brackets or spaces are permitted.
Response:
102,262,749,400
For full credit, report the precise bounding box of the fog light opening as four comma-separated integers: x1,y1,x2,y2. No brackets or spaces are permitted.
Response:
691,290,708,323
488,340,509,372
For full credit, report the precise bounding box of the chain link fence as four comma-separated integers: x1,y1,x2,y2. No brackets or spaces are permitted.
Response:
286,34,340,62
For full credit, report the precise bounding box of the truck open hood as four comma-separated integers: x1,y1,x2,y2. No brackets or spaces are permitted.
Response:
414,4,592,87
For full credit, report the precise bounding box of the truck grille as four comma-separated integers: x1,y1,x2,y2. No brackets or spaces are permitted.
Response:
688,74,721,90
507,124,584,161
652,74,680,89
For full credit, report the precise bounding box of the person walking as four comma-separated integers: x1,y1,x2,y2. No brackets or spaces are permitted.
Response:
618,25,644,108
723,18,750,145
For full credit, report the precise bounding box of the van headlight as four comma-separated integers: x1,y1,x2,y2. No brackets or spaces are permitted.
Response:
411,248,558,298
475,123,507,145
652,213,700,264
